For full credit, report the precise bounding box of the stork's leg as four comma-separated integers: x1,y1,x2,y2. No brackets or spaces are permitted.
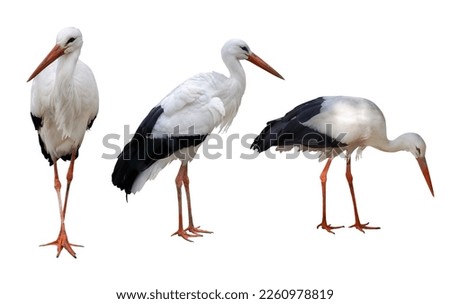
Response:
40,151,82,258
53,159,64,222
62,150,76,220
317,158,344,234
183,163,212,236
171,164,197,242
346,158,380,232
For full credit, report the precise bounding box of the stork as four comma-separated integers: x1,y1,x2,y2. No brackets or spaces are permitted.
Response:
28,27,99,257
112,39,283,241
251,96,434,233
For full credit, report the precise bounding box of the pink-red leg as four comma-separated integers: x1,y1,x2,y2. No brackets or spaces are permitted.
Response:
171,163,212,242
346,158,380,232
53,159,64,222
317,158,344,234
183,164,212,236
171,164,197,242
40,151,82,258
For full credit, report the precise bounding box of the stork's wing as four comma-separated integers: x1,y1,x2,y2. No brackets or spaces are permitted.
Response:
75,60,99,129
153,72,226,136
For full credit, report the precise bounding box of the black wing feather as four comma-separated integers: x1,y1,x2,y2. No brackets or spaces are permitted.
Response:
31,113,42,131
31,112,79,166
87,115,97,129
111,105,207,195
31,113,53,165
251,97,346,152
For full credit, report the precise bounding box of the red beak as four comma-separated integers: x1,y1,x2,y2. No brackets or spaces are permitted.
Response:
27,44,65,82
417,157,434,196
247,53,284,80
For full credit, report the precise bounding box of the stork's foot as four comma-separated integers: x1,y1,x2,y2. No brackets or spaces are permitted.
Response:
317,222,344,234
172,226,213,242
171,229,198,242
40,224,83,258
185,225,213,236
349,222,380,233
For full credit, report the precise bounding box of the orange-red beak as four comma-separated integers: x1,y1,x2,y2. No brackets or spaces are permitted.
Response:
417,157,434,196
247,53,284,80
27,44,65,82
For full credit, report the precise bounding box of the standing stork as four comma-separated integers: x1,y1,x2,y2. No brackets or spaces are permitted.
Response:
28,27,99,257
112,39,283,241
251,96,434,233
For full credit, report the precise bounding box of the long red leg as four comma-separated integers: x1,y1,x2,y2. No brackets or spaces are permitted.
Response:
183,163,212,236
317,158,344,233
53,159,63,221
41,151,82,258
62,150,76,219
171,163,196,241
346,158,380,232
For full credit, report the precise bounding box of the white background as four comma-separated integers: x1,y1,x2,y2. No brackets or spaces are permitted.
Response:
1,0,449,303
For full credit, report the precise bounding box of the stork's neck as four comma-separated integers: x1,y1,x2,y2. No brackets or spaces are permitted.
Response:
225,57,246,88
217,57,247,131
374,133,415,153
55,49,80,89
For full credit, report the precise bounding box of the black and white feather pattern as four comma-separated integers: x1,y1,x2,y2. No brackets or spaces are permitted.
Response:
112,105,208,195
251,97,347,157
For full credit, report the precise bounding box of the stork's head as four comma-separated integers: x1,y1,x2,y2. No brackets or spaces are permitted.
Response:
56,27,83,55
221,39,284,80
27,27,83,82
222,39,253,60
401,133,434,196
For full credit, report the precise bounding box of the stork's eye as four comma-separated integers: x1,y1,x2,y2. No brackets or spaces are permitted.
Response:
416,147,421,155
240,46,249,53
66,37,76,45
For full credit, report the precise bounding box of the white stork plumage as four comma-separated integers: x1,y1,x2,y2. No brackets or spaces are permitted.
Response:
112,39,283,241
251,96,434,233
28,27,99,257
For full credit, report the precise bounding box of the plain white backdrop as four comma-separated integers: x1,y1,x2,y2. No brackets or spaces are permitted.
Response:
1,0,449,303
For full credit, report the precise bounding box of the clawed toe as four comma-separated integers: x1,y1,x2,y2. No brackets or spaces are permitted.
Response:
171,229,196,242
349,222,380,233
172,226,213,242
40,225,82,258
185,226,213,235
317,222,344,234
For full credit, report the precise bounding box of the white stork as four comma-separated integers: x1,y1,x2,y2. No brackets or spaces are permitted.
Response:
112,39,283,241
251,96,434,233
28,27,99,257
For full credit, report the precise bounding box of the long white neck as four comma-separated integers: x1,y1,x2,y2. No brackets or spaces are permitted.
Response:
374,133,422,154
226,56,246,87
55,49,80,92
52,49,81,137
218,57,247,131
